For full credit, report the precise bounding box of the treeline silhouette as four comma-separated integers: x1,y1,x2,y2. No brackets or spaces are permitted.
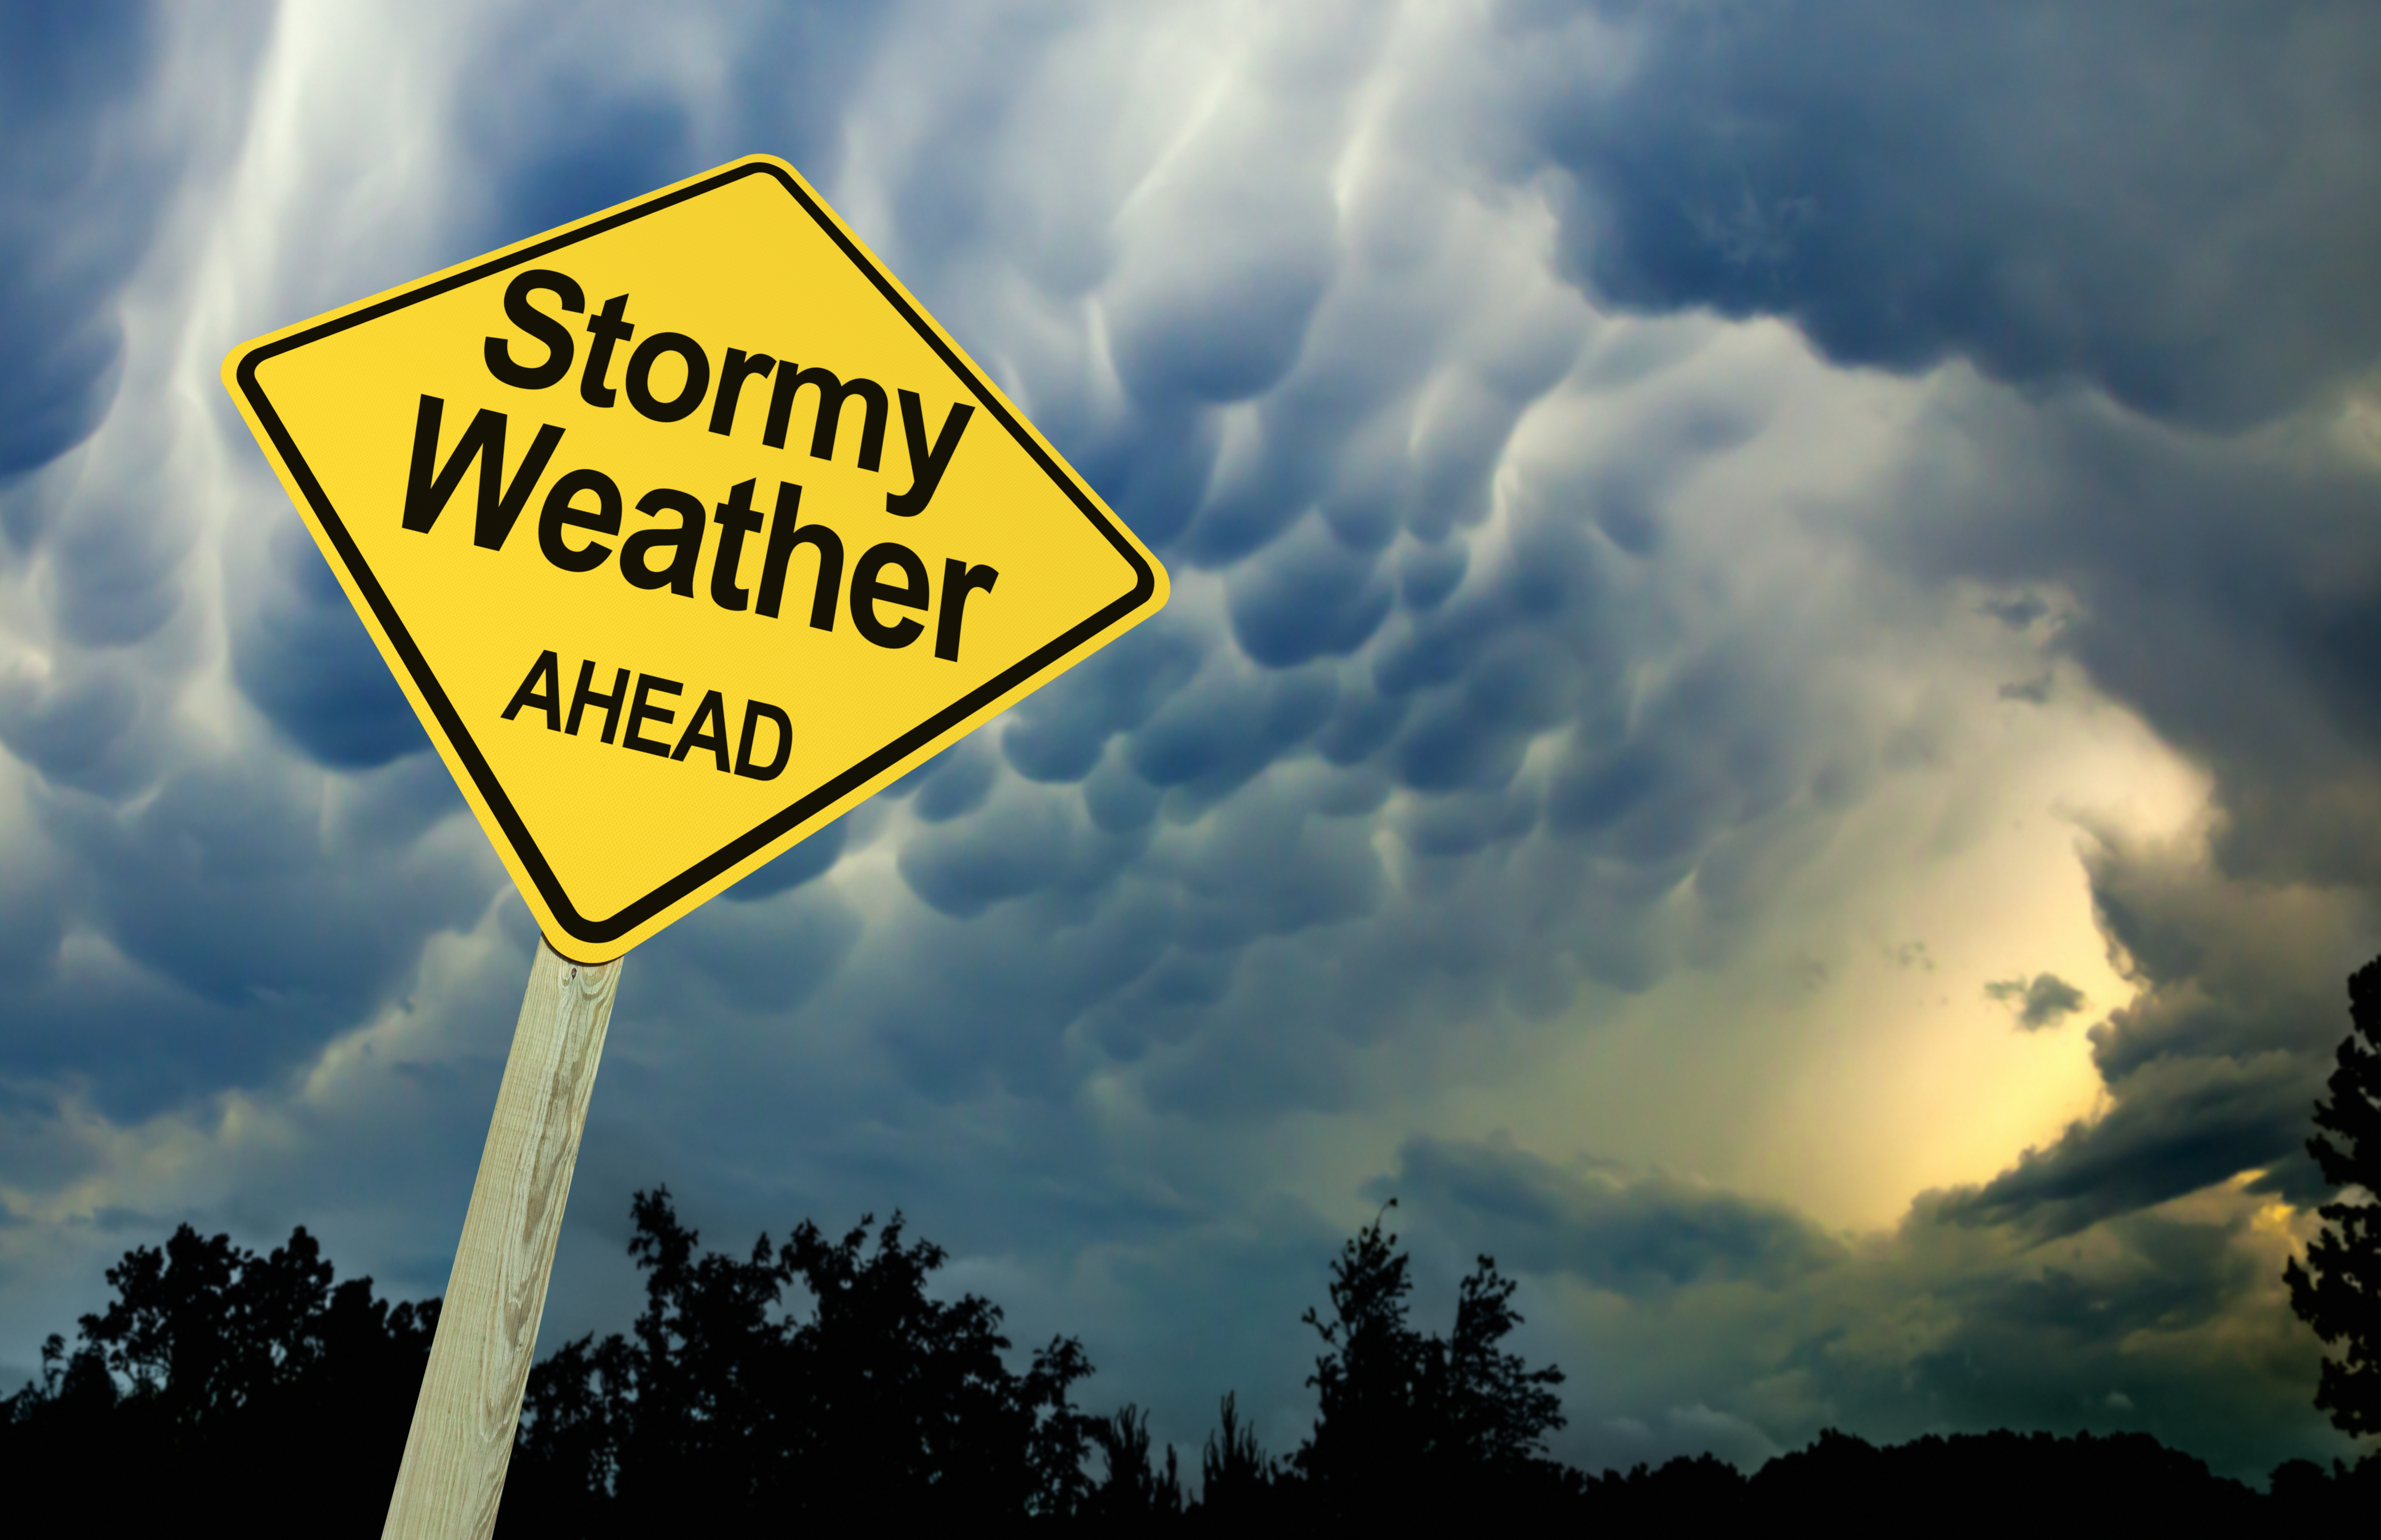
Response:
0,1223,434,1532
4,1190,2373,1530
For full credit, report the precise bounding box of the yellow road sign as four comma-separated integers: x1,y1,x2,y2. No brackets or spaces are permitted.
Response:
224,156,1167,960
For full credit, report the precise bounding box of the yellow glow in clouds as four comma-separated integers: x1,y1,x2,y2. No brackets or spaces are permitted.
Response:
224,157,1167,959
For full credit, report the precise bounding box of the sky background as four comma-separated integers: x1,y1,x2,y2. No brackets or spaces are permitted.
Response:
4,0,2379,1486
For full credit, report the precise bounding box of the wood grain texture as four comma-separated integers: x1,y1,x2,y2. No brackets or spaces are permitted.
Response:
383,937,623,1540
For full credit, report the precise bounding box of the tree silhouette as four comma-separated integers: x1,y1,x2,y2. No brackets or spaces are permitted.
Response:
1198,1391,1276,1517
2285,953,2381,1437
1293,1200,1429,1510
0,1223,436,1532
1021,1335,1102,1517
508,1329,633,1534
1435,1253,1567,1473
777,1205,1095,1518
9,1187,2371,1524
1083,1402,1185,1521
1290,1199,1569,1519
502,1188,1099,1534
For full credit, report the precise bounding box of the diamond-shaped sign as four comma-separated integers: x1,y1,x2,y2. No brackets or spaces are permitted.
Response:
224,156,1167,959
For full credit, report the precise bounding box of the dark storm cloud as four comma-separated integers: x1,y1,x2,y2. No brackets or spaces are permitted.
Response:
2076,842,2361,1089
860,887,1180,1102
846,397,1872,1110
995,613,1206,787
1102,7,1386,409
1944,1053,2314,1237
758,10,1828,1108
231,517,422,769
722,817,846,903
1124,659,1336,801
906,738,1000,825
470,93,698,255
1828,375,2381,1244
0,750,491,1119
854,755,1399,1101
1791,1195,2332,1478
1378,1136,2336,1479
1391,1135,1844,1293
458,4,894,255
62,752,475,1013
1540,0,2381,1243
0,4,169,478
1870,398,2381,899
1019,398,1890,1108
896,779,1151,922
1372,510,1617,797
1225,516,1395,669
1500,0,2381,431
47,511,175,655
0,656,163,800
1060,406,1221,554
0,2,269,761
1984,972,2084,1031
623,879,861,1020
961,2,2381,1465
35,0,2333,1204
1939,828,2368,1232
1161,241,1583,576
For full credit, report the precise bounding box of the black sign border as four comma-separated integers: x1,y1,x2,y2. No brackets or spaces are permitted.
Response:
233,159,1158,951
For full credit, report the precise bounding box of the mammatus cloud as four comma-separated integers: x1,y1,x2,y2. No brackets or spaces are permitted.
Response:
0,4,171,478
1985,973,2086,1032
0,0,2374,1486
1498,0,2381,431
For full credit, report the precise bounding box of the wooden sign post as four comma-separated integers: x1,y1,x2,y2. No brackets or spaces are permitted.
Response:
381,940,622,1538
223,155,1167,1532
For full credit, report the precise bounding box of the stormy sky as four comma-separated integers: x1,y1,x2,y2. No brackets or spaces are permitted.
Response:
4,0,2378,1484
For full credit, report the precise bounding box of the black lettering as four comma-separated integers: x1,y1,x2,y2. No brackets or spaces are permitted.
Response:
537,469,623,572
620,487,706,597
934,559,998,662
764,365,887,470
624,331,711,423
754,482,841,630
710,478,764,611
735,700,792,781
484,269,583,390
707,348,776,437
851,542,928,649
623,674,681,756
886,390,974,516
580,294,634,407
402,396,565,548
566,661,630,743
500,649,563,729
671,690,731,771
